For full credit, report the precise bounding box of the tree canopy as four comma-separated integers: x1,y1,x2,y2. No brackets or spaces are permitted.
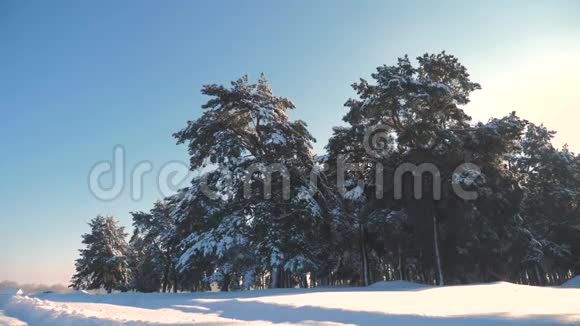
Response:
73,52,580,292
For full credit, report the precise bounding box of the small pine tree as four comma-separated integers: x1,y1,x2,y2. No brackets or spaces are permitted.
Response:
70,216,130,293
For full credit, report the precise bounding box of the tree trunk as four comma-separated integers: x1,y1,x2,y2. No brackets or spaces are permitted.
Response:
271,267,279,288
433,214,444,286
360,224,369,286
534,264,543,286
221,274,230,292
398,245,404,280
173,273,178,293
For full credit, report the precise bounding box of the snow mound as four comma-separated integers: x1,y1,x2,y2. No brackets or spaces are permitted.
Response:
560,276,580,288
0,312,26,326
368,280,430,291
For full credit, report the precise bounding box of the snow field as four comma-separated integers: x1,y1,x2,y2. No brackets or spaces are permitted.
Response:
1,281,580,325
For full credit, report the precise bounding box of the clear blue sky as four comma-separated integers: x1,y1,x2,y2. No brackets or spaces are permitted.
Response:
1,1,579,285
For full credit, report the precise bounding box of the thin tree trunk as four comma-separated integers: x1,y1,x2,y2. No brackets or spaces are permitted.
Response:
271,267,279,288
433,214,444,286
534,264,543,286
398,245,404,280
360,224,369,286
173,273,178,293
221,274,230,292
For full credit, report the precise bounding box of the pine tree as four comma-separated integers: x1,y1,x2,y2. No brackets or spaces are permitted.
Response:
173,75,321,289
70,216,130,293
172,180,222,292
128,228,162,292
507,123,580,284
323,52,538,286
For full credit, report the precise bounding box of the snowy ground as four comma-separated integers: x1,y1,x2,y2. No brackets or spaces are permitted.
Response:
1,281,580,325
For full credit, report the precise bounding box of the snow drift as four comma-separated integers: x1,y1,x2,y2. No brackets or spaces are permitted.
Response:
1,282,579,325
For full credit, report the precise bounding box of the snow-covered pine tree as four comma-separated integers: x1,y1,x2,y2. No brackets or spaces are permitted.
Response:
128,224,162,292
173,75,322,289
323,52,542,286
324,52,482,286
171,180,222,292
70,216,130,293
128,190,196,293
506,122,580,285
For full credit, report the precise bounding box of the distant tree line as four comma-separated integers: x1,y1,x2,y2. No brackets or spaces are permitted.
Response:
0,281,70,294
70,52,580,293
